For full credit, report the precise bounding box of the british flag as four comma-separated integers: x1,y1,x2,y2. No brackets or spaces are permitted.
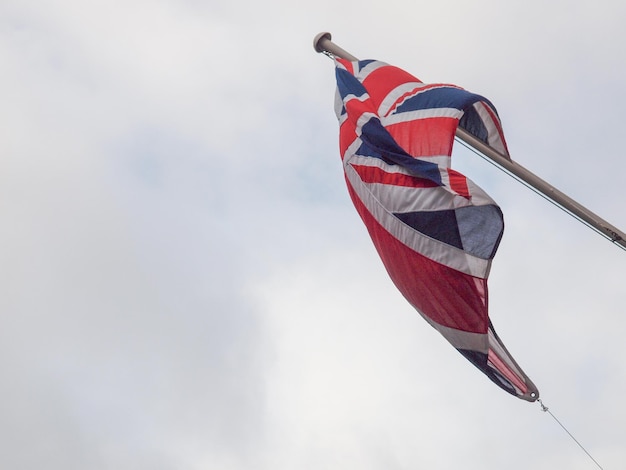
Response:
334,58,538,401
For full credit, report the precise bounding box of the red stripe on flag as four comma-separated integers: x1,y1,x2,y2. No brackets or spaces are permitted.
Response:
339,119,357,158
361,65,422,109
386,118,457,157
337,58,354,75
488,349,528,394
347,180,489,334
447,168,471,199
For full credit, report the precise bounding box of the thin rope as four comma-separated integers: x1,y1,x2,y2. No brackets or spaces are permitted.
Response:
454,137,626,252
537,399,604,470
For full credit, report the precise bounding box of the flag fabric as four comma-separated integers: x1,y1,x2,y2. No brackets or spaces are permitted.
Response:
334,58,538,401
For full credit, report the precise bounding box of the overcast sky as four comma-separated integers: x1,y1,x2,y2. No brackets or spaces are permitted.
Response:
1,1,625,469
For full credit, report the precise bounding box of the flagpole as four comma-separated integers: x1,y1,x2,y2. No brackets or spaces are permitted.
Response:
314,32,626,250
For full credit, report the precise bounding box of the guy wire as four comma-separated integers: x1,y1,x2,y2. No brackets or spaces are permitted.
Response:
538,400,604,470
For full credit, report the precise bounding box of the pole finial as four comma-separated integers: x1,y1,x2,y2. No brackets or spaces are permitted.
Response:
312,32,359,61
313,32,332,53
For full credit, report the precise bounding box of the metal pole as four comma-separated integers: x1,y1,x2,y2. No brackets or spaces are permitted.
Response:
314,32,626,250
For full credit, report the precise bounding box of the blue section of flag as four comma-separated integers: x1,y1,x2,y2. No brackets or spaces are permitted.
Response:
394,206,504,259
358,120,443,184
394,210,463,250
396,87,487,113
335,67,367,102
459,106,489,144
455,205,504,259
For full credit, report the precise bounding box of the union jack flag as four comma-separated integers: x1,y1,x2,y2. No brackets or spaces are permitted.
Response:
334,58,538,401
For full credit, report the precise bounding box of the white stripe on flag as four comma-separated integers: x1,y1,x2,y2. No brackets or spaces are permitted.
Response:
344,161,492,278
382,107,463,126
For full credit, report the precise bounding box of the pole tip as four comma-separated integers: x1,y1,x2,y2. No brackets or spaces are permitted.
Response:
313,32,332,53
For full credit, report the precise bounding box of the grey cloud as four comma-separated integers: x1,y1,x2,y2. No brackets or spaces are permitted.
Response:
1,0,625,468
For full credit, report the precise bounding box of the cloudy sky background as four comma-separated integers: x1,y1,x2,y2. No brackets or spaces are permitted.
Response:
1,0,625,468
